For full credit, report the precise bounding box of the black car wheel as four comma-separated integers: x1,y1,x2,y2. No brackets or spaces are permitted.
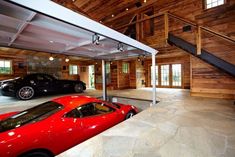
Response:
17,86,35,100
74,83,83,93
125,111,135,120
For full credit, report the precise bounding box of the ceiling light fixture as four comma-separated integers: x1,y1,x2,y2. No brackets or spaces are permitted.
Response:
111,14,115,17
126,8,129,11
49,40,54,43
65,57,70,62
92,33,100,45
137,56,141,62
144,0,147,3
49,55,54,61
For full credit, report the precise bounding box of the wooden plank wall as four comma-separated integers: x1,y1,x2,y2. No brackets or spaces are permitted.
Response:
107,0,235,99
95,61,120,90
94,60,136,90
136,59,146,88
191,56,235,99
117,60,130,89
0,48,27,81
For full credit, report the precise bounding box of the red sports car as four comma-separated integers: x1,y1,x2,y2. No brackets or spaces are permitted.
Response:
0,96,138,157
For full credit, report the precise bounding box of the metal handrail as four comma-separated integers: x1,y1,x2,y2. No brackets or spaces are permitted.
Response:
115,12,235,43
200,26,235,43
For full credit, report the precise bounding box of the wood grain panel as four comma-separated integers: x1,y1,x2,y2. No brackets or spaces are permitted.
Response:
191,56,235,99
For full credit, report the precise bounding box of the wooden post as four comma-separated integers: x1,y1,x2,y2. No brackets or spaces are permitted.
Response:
196,26,202,55
164,12,169,44
136,14,141,41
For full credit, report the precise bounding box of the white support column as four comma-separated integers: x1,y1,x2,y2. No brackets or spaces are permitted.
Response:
102,60,107,100
152,52,157,106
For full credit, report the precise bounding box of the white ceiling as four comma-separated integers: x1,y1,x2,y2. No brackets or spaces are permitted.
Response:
0,0,156,60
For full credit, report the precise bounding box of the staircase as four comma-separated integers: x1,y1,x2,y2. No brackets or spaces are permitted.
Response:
168,33,235,77
117,11,235,77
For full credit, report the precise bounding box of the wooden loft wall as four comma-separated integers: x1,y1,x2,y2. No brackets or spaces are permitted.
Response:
105,0,235,99
0,47,93,82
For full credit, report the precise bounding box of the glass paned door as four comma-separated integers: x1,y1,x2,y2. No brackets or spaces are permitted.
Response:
172,64,182,87
161,65,169,86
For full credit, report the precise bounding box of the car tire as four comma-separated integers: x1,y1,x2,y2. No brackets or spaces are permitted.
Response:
20,151,52,157
16,86,35,100
74,83,83,93
125,111,135,120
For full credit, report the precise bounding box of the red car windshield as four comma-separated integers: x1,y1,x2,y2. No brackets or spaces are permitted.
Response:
0,101,63,133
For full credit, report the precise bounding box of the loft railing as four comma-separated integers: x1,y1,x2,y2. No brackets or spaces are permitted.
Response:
116,11,235,56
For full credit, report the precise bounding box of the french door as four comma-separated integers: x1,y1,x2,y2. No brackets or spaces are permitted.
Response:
150,64,182,88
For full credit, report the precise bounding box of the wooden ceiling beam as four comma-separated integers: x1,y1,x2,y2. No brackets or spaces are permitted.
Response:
52,0,91,18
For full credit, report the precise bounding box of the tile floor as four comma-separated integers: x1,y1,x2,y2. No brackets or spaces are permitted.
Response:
0,88,234,157
57,88,235,157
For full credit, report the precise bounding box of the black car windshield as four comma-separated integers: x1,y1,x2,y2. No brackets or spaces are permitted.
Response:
0,101,63,133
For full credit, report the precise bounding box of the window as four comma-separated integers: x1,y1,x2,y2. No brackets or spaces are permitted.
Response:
65,102,114,118
172,64,182,86
205,0,225,9
106,63,110,74
161,65,169,86
0,101,63,133
0,60,12,74
151,65,158,86
122,63,129,74
69,65,78,75
106,63,111,84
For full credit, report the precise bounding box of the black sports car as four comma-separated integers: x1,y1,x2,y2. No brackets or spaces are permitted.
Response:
0,73,86,100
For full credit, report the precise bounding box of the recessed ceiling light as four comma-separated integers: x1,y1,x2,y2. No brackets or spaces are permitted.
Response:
144,0,147,3
49,56,54,61
72,0,76,2
49,40,54,43
111,14,115,17
99,21,102,23
126,8,129,11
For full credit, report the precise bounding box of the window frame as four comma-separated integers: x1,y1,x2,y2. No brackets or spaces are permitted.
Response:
122,62,129,74
149,63,183,88
160,64,170,86
172,64,182,87
69,64,79,75
0,59,13,75
204,0,226,10
64,102,116,119
150,65,159,86
106,62,111,84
